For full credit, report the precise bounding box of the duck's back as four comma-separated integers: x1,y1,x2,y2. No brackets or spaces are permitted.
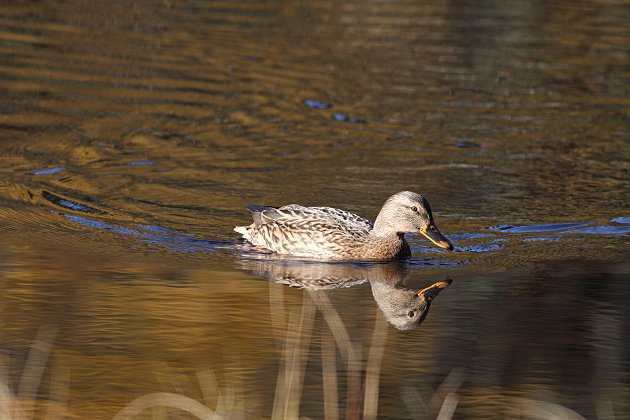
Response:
295,205,373,233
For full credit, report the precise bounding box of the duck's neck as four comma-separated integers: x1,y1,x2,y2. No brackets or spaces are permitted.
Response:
371,215,399,238
366,227,410,259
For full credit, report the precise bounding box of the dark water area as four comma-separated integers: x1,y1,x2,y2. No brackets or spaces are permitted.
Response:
1,0,629,418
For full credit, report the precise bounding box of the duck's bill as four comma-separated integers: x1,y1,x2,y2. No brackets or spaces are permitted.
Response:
417,279,452,302
419,223,454,251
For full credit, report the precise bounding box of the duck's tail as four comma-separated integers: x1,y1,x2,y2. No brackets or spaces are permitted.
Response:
234,225,252,241
236,204,277,244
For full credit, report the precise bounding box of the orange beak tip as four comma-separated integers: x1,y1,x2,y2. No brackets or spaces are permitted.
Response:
418,278,452,294
435,279,453,289
417,279,452,301
440,240,454,251
419,228,454,251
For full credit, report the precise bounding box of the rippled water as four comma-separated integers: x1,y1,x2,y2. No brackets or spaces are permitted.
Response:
1,0,629,418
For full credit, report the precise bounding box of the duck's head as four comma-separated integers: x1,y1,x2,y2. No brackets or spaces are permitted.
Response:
373,191,454,251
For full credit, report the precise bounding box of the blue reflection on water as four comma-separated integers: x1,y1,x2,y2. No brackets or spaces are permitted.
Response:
62,214,228,253
523,237,555,242
576,225,630,235
453,141,482,148
33,167,64,175
489,221,629,236
489,223,589,233
406,257,466,267
127,161,156,166
135,224,193,236
449,233,494,240
65,215,139,235
42,191,101,213
303,99,330,109
456,244,503,252
332,113,366,123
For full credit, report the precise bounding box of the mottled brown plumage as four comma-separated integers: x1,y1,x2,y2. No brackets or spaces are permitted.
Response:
234,191,453,260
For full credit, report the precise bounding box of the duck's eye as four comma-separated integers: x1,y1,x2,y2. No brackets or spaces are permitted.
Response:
407,310,415,318
410,206,418,213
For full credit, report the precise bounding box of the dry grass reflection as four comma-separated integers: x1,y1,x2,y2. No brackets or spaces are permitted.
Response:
0,327,67,420
1,285,610,419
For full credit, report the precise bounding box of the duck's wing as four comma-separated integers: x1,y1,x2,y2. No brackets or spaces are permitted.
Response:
307,206,374,231
242,205,372,257
271,205,372,236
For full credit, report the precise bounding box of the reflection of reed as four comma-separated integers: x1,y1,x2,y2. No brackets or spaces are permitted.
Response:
0,326,65,420
321,333,339,420
0,321,596,419
308,290,362,419
271,293,315,419
268,282,457,419
363,307,388,420
113,286,591,419
401,369,465,420
113,392,217,419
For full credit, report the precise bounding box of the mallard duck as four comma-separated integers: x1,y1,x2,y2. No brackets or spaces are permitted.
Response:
234,191,453,260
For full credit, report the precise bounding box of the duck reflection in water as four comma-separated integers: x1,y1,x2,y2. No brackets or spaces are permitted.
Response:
241,258,451,330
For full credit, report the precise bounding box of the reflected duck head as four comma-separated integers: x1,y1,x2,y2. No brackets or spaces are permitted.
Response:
370,278,452,330
373,191,454,251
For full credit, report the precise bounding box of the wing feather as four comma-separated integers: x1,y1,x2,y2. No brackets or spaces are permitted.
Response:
243,205,373,257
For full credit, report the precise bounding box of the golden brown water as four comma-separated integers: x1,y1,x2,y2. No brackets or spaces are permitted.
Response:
1,0,629,418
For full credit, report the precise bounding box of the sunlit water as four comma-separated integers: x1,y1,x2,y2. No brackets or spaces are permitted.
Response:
1,0,629,418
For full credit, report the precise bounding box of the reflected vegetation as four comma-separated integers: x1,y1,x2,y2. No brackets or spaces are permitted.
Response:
0,0,629,418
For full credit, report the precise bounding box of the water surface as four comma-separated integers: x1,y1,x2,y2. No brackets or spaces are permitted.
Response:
1,0,629,418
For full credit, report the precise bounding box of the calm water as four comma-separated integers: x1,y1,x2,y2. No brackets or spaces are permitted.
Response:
1,0,629,418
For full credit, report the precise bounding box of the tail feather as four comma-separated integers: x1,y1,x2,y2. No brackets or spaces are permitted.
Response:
246,204,278,227
237,204,277,244
234,226,249,236
246,204,276,213
235,225,255,242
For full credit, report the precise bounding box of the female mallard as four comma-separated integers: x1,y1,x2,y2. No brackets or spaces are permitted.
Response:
234,191,453,260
